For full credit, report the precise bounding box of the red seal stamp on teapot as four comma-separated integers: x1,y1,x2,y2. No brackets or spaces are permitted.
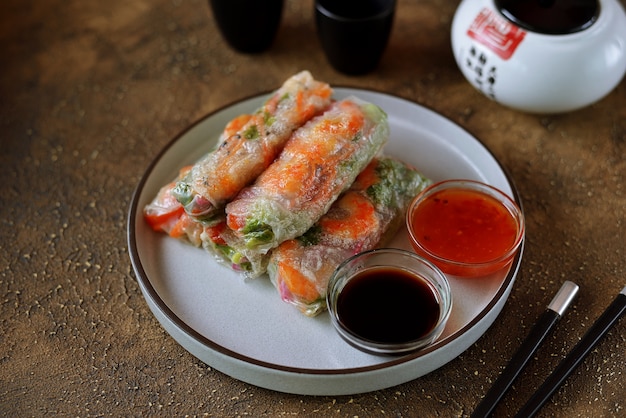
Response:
467,7,525,60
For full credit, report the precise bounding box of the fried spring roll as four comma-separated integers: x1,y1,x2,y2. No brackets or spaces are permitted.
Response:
143,166,204,247
267,157,431,316
173,71,333,224
225,97,389,253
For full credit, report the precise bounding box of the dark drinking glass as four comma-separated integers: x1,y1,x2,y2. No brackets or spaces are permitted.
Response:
209,0,284,53
315,0,396,75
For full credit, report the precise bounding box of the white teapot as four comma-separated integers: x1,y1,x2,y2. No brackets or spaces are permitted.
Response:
451,0,626,113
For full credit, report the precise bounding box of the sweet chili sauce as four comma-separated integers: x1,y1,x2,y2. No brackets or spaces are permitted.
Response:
409,186,520,276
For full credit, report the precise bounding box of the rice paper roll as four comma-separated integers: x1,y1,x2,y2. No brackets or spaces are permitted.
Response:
201,218,270,278
267,157,431,316
225,97,389,253
173,71,333,225
143,166,204,247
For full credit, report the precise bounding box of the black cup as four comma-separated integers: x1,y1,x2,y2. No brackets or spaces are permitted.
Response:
315,0,396,75
209,0,284,53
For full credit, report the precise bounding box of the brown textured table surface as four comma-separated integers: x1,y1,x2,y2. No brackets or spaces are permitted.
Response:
2,0,625,416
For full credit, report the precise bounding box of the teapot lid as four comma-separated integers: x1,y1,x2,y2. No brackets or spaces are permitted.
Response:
495,0,599,34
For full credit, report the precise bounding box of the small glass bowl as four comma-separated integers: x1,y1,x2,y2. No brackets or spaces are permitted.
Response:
406,179,525,278
326,248,452,355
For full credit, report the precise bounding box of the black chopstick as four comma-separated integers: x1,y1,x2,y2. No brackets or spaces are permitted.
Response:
514,285,626,418
471,281,579,418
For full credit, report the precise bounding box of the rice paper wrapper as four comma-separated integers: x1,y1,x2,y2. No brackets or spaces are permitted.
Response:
172,71,333,224
143,166,204,247
226,96,390,254
200,219,270,279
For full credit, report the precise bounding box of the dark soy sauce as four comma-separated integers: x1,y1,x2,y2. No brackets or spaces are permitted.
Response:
495,0,599,35
337,267,440,344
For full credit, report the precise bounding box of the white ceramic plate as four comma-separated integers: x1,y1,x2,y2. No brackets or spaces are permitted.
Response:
128,88,523,396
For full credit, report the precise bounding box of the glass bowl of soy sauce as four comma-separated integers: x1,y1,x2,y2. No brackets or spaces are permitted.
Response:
327,248,452,355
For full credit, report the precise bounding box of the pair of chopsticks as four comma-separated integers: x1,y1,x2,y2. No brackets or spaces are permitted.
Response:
472,282,626,418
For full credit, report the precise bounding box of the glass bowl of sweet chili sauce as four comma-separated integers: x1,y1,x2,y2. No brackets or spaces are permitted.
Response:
406,180,524,278
327,248,452,355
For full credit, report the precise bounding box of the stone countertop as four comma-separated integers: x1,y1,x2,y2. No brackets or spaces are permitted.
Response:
1,0,624,416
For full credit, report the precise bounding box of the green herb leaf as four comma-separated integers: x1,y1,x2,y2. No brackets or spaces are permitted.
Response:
172,182,193,206
243,124,259,140
297,225,322,246
242,219,274,247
